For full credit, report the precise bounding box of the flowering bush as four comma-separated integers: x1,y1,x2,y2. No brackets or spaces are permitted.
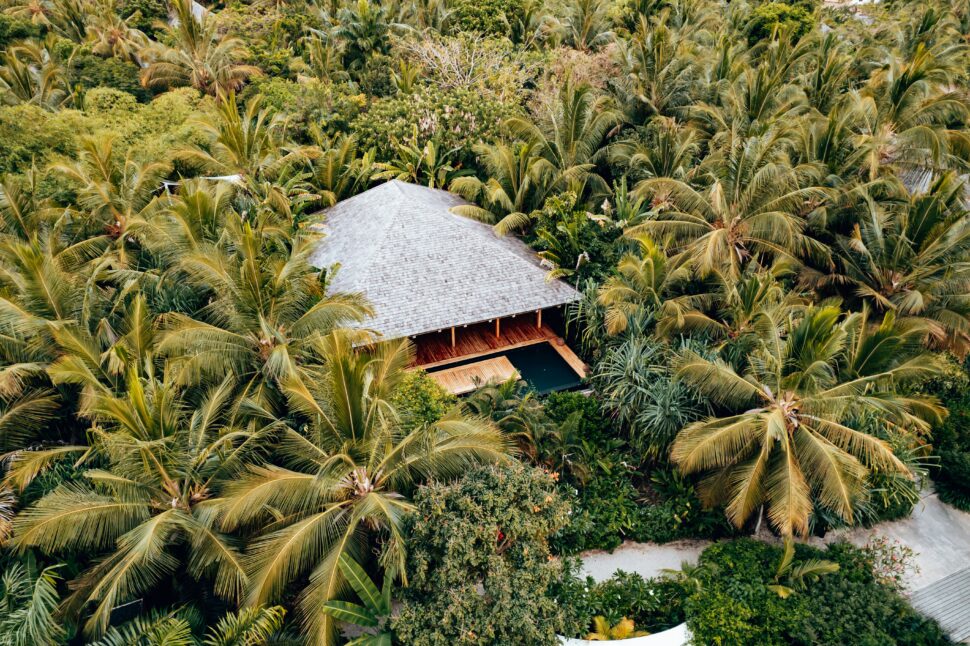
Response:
862,534,919,591
350,85,516,165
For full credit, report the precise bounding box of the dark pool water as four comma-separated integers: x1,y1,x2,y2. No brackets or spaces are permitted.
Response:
426,342,584,394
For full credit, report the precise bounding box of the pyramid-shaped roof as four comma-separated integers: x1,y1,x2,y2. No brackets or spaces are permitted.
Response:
309,180,581,340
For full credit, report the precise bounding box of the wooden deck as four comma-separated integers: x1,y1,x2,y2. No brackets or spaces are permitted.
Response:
549,337,589,378
428,356,520,395
415,318,557,368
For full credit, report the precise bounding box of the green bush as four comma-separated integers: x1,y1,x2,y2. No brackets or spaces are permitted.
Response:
530,193,622,284
746,2,815,44
350,85,514,165
393,463,582,645
391,370,458,429
558,570,690,637
118,0,169,34
925,358,970,510
450,0,525,37
70,50,152,102
686,539,952,646
0,14,41,49
214,2,320,79
0,105,89,174
248,78,366,143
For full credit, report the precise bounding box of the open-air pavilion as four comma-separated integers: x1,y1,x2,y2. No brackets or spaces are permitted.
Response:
310,180,587,395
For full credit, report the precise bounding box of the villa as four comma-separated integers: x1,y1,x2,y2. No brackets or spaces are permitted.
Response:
310,179,588,395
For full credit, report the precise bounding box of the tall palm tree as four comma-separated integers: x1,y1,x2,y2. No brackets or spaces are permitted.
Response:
139,0,260,95
207,332,509,644
611,116,698,183
180,93,320,228
814,172,970,352
558,0,613,51
505,79,622,207
183,93,309,182
855,42,970,178
157,220,371,408
671,305,944,537
449,141,559,235
615,15,697,122
86,1,147,63
328,0,393,72
309,133,375,207
629,128,830,278
10,373,278,637
0,40,72,109
51,134,169,262
597,233,692,335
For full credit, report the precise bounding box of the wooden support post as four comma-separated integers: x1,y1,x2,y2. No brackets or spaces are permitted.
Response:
450,327,456,348
536,309,542,329
495,318,501,339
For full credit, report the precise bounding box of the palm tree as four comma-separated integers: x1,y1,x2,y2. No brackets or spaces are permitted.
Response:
671,305,944,537
10,373,278,637
51,134,168,261
86,3,147,63
449,141,559,235
611,116,698,183
615,15,697,122
373,130,466,189
629,128,830,278
89,605,286,645
0,562,65,646
505,79,622,208
855,42,970,178
156,221,371,408
183,93,308,182
139,0,260,95
0,40,72,109
813,172,970,352
558,0,613,51
597,233,692,335
310,133,376,207
207,332,509,644
329,0,393,72
180,93,319,228
0,168,58,241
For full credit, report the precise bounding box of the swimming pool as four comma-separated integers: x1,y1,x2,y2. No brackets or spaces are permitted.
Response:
425,341,585,394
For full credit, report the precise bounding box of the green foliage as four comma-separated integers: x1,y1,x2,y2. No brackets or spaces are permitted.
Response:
322,555,393,645
747,2,815,44
351,85,514,165
553,469,732,554
0,104,85,174
392,463,583,645
0,87,203,174
70,50,151,101
685,539,952,646
118,0,169,33
391,370,457,429
0,562,66,646
241,77,365,139
450,0,526,37
531,193,621,284
926,360,970,510
559,570,689,636
0,15,41,49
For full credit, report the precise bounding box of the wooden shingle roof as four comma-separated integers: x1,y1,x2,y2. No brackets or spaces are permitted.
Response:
309,180,581,340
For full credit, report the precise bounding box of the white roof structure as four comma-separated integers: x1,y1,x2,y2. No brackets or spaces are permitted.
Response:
309,180,581,340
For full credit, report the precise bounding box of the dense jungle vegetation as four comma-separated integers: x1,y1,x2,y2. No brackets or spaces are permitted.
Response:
1,0,970,642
